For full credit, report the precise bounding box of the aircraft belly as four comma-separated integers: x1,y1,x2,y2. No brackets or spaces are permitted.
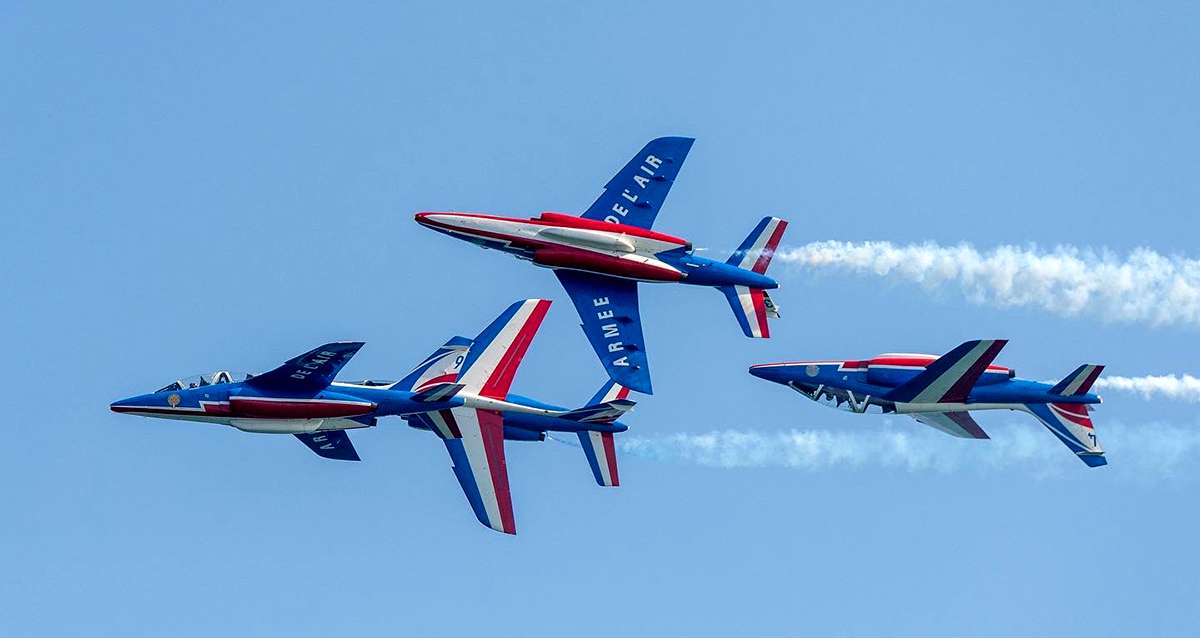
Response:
895,402,1021,414
229,418,326,434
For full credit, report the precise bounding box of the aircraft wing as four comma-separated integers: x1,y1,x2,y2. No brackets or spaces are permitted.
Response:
885,340,1008,404
293,430,361,461
246,341,365,395
456,299,551,400
428,408,516,534
580,136,694,230
910,412,990,439
554,270,652,394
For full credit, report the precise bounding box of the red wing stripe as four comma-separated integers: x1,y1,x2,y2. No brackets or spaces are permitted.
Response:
480,300,551,399
477,410,515,534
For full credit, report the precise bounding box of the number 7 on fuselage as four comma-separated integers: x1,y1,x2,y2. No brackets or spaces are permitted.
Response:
415,137,789,394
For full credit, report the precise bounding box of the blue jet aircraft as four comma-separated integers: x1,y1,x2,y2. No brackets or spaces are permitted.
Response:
110,300,633,534
749,340,1107,466
415,137,789,394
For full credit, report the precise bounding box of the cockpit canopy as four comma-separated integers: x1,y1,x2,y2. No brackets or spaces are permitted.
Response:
155,370,251,393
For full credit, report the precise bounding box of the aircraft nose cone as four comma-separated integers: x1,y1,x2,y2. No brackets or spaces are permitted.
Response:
748,364,786,383
414,211,457,227
110,394,148,413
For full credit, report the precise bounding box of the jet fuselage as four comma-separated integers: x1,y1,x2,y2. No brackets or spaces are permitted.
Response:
110,380,628,439
415,211,778,290
748,355,1100,416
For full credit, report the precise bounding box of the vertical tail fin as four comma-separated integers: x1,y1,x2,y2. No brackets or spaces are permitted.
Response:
1049,364,1105,396
393,336,472,392
726,216,789,274
576,380,630,487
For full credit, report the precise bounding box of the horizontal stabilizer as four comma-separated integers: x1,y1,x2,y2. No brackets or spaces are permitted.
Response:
294,430,360,461
720,286,778,338
559,399,636,424
410,382,465,403
578,430,620,487
1049,364,1105,396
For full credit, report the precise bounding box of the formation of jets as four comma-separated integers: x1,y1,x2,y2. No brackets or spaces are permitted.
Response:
111,137,1108,534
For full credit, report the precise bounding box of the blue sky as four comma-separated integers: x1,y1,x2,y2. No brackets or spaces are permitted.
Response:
4,2,1200,636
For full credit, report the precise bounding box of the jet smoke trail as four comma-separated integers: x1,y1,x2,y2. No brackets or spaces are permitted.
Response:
776,241,1200,327
1095,375,1200,402
618,422,1200,479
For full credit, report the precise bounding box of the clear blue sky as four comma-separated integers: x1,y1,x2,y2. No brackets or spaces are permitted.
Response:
4,2,1199,636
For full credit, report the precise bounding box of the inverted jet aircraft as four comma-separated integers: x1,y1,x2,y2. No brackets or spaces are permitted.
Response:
110,300,633,534
415,136,789,394
749,340,1107,466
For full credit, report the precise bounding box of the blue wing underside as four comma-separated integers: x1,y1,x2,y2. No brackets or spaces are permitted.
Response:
579,136,694,230
554,270,652,394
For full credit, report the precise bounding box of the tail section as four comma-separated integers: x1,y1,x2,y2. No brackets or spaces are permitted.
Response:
394,336,472,392
1049,364,1105,396
576,380,631,487
721,286,780,338
726,216,788,274
456,299,552,399
1025,403,1107,467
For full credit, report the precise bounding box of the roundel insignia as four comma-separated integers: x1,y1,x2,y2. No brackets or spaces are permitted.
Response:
805,364,819,378
168,394,181,407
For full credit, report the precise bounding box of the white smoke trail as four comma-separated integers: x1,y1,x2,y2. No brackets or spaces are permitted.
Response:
619,422,1200,479
1095,375,1200,402
777,241,1200,327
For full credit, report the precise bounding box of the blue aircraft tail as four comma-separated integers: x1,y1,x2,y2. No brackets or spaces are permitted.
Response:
393,336,472,392
722,217,788,338
575,380,632,487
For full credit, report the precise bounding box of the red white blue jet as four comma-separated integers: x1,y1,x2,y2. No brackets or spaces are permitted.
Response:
749,340,1108,466
110,300,632,534
415,137,788,394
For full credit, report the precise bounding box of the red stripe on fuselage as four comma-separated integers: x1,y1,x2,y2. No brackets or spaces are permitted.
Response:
532,247,683,281
228,397,375,419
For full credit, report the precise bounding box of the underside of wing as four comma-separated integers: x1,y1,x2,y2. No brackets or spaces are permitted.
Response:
910,412,990,439
580,137,694,230
294,430,361,460
434,408,516,534
554,270,652,394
